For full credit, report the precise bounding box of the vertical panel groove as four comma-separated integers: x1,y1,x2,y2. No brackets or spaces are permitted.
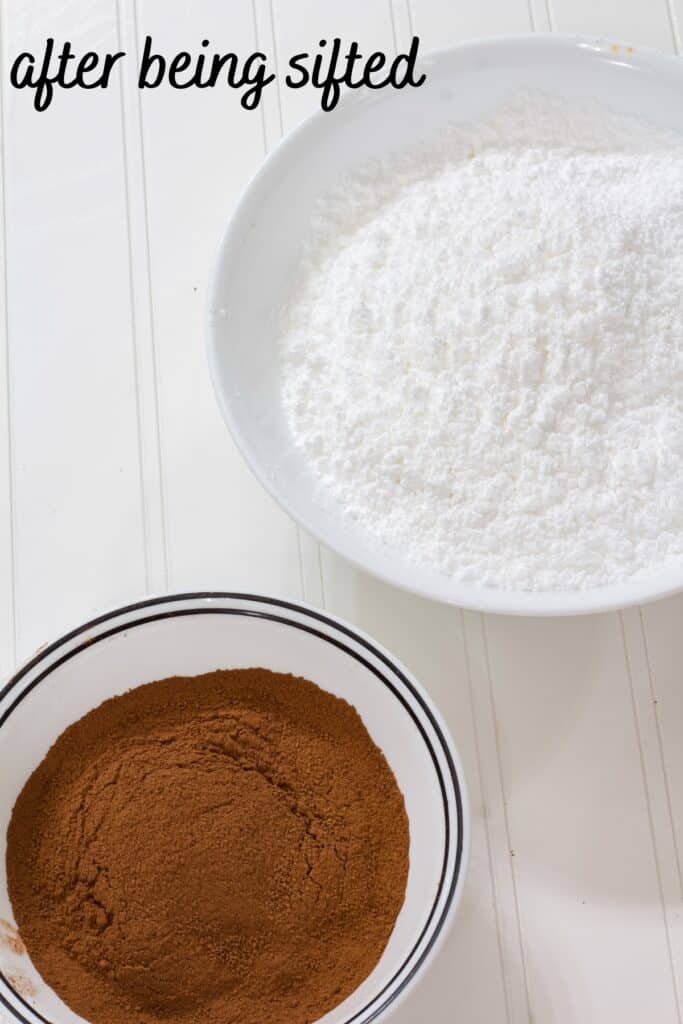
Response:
461,609,514,1024
544,0,554,30
114,0,154,591
389,0,414,50
665,0,681,49
266,0,285,136
638,608,683,897
251,0,269,154
129,0,170,588
481,614,533,1023
388,0,399,50
115,0,170,592
620,610,683,1022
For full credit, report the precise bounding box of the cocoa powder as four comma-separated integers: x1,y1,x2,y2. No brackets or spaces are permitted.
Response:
6,668,409,1024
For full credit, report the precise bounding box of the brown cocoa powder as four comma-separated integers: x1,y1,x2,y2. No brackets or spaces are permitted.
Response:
7,668,409,1024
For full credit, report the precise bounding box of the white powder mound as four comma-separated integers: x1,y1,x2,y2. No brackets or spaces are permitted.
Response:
279,95,683,591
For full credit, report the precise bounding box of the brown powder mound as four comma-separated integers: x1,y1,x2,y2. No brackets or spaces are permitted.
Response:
6,668,409,1024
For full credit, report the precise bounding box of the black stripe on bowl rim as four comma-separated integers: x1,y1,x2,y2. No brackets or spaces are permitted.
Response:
0,592,465,1024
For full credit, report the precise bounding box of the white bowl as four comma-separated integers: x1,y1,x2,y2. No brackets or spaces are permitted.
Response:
0,593,467,1024
207,34,683,616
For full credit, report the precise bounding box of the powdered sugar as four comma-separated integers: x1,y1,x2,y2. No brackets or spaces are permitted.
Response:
279,95,683,591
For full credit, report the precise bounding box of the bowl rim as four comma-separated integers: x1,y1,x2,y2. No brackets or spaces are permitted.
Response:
0,591,469,1024
206,32,683,617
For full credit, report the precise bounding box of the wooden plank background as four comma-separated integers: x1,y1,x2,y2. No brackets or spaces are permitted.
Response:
1,1,682,1020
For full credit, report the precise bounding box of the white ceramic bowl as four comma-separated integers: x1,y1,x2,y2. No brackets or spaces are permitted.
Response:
207,34,683,616
0,593,467,1024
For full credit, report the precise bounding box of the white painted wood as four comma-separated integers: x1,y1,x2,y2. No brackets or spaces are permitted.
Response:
669,0,683,50
2,0,147,660
132,0,302,595
640,597,683,901
621,605,683,1009
410,0,532,50
253,0,283,147
388,0,413,50
547,0,677,50
0,8,15,681
529,0,553,33
459,609,531,1024
115,0,168,595
484,612,680,1022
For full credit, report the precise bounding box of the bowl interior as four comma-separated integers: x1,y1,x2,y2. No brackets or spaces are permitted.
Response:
0,596,463,1024
207,35,683,615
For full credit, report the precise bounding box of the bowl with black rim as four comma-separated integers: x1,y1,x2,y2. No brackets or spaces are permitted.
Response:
0,592,467,1024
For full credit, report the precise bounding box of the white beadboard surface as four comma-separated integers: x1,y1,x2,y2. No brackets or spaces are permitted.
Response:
1,1,683,1022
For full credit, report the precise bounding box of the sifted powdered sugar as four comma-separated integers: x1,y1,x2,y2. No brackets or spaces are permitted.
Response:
279,95,683,591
